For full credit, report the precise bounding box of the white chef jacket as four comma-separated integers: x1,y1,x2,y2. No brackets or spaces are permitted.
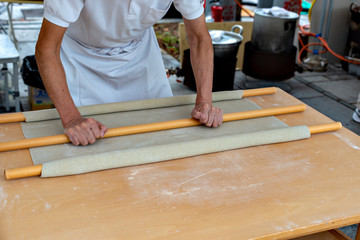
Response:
43,0,204,106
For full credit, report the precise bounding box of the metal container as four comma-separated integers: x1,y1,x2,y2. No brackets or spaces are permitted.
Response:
209,25,243,59
183,25,244,92
258,0,274,8
251,9,299,54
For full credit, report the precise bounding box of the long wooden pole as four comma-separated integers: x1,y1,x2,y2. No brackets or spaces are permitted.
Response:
0,104,306,153
0,88,277,124
241,87,276,98
4,122,342,180
0,112,26,124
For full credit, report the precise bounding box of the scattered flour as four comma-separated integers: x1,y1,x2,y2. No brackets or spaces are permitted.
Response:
0,186,7,208
334,133,360,151
45,202,52,211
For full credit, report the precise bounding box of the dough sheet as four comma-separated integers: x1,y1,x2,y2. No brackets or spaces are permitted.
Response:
41,126,310,177
22,90,243,122
19,95,310,178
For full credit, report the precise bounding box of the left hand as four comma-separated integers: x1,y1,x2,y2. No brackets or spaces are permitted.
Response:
191,102,223,127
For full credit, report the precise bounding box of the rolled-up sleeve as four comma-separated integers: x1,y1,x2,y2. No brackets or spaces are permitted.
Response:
173,0,204,20
43,0,85,27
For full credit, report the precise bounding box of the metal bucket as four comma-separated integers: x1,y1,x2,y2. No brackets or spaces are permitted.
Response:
251,9,299,54
210,25,243,59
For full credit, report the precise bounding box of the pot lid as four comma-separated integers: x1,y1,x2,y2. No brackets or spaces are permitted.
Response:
209,25,243,45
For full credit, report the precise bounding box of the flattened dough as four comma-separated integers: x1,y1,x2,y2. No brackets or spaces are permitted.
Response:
19,94,309,178
22,90,243,122
41,126,310,177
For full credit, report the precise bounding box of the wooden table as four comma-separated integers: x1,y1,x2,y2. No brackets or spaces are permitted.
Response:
1,89,360,240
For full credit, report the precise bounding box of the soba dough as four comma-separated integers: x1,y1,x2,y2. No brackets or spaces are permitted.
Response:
22,90,244,122
41,126,310,177
20,94,309,178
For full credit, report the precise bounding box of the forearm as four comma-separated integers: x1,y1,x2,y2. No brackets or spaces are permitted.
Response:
34,19,107,145
35,47,80,127
189,34,214,104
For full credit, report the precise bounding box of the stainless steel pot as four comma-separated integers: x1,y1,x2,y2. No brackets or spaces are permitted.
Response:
251,9,299,54
209,25,244,59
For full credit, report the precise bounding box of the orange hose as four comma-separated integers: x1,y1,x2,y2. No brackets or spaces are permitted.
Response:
298,23,360,65
297,42,327,65
233,0,254,18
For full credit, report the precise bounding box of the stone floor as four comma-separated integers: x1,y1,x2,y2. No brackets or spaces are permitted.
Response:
0,2,360,239
165,57,360,136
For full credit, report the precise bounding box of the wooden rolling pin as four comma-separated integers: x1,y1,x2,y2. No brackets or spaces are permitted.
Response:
4,122,342,180
0,104,306,153
0,87,277,124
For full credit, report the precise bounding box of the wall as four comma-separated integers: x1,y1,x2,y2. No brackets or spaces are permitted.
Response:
309,0,357,63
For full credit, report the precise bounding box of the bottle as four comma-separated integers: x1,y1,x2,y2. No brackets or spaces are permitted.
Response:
211,4,223,22
221,0,237,21
284,0,302,14
273,0,302,14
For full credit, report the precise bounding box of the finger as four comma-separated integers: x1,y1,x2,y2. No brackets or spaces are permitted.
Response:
77,131,91,146
205,107,216,127
199,112,207,123
192,109,207,124
68,134,80,146
218,109,224,126
199,104,211,121
79,120,97,144
65,128,80,146
98,122,108,138
71,125,90,146
213,109,223,127
91,123,102,139
191,108,202,120
84,128,97,145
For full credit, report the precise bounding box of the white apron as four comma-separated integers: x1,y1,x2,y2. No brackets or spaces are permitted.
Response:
44,0,204,106
60,28,173,106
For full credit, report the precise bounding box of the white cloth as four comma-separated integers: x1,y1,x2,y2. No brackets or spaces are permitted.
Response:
43,0,204,106
262,6,291,17
60,28,173,106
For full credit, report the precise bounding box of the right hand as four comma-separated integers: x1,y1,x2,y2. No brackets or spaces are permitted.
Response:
64,117,108,146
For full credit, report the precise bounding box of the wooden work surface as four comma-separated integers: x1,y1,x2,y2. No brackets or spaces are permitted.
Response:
1,89,360,240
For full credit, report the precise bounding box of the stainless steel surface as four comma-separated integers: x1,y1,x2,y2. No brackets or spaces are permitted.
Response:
251,8,299,54
210,25,243,45
0,33,20,112
209,25,244,58
0,34,19,61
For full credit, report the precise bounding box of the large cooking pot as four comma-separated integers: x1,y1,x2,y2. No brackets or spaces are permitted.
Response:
209,25,243,59
251,8,299,54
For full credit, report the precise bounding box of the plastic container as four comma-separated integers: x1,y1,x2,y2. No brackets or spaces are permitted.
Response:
20,55,45,90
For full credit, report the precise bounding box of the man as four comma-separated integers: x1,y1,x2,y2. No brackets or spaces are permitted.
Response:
35,0,223,146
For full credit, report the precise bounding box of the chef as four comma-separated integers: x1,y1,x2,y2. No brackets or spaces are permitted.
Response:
35,0,223,146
